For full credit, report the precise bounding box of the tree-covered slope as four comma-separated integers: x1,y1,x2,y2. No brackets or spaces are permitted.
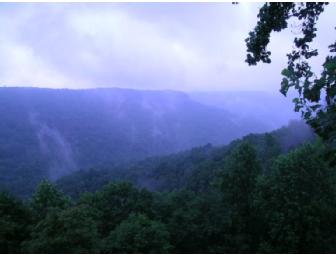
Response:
0,88,314,195
56,120,315,198
1,88,297,170
0,87,285,196
2,131,333,254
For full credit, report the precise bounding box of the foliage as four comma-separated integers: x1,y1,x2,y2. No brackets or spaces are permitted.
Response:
256,144,336,253
246,2,336,161
0,192,31,253
0,113,330,254
30,180,71,220
152,190,229,253
218,142,262,252
79,182,154,236
101,213,172,253
22,206,99,253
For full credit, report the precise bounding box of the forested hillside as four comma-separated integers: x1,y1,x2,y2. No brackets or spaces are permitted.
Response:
0,87,295,197
56,120,314,198
2,124,335,253
1,88,334,254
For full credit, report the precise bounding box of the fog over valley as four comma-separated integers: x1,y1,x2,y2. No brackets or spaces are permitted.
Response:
0,87,301,186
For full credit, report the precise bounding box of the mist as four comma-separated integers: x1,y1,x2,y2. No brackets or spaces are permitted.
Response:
0,86,305,184
29,112,77,179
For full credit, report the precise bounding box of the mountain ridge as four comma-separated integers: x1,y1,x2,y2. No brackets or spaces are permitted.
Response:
0,86,302,197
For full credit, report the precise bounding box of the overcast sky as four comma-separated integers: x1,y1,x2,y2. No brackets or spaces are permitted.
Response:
0,3,335,92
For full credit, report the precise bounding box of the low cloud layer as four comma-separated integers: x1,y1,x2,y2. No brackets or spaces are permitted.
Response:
0,3,335,92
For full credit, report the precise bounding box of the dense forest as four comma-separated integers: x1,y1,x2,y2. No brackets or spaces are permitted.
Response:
3,119,333,253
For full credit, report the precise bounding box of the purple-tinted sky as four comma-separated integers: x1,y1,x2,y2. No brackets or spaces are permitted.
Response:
0,3,335,91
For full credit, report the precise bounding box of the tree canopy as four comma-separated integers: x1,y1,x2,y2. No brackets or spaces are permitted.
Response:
246,3,336,162
1,131,336,253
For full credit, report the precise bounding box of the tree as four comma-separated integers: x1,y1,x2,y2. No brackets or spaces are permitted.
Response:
79,182,153,236
0,192,31,253
246,3,336,161
22,205,99,253
30,180,71,220
243,132,282,172
153,190,229,253
256,144,336,253
101,213,172,253
219,142,262,252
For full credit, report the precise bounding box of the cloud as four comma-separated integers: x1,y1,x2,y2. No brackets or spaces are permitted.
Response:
0,3,335,92
0,39,85,88
66,7,211,90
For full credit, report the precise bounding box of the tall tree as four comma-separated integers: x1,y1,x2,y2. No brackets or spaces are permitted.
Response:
246,3,336,161
219,142,262,252
22,205,99,253
256,144,336,253
30,180,71,220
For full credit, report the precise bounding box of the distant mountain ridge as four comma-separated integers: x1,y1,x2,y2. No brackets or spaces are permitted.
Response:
0,87,301,196
189,90,300,130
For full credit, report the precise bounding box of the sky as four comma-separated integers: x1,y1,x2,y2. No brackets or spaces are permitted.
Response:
0,2,335,92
